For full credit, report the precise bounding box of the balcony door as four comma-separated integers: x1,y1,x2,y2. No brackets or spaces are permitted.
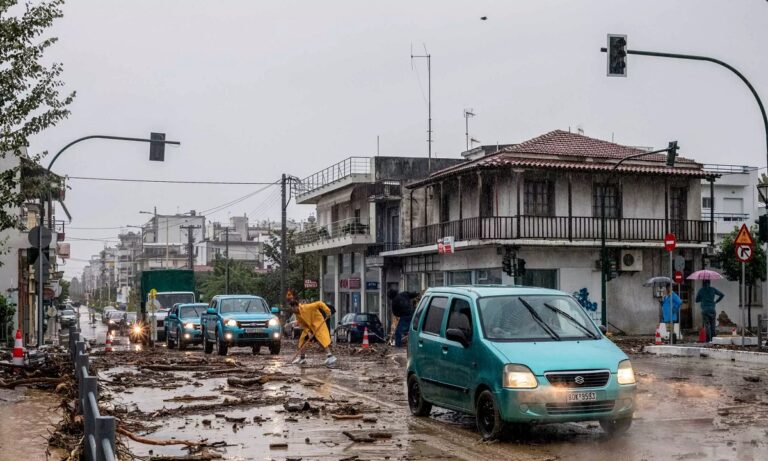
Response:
670,187,688,239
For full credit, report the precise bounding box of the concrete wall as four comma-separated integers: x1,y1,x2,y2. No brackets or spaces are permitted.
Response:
374,157,466,182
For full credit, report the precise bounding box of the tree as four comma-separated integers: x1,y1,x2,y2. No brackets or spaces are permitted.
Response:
0,0,75,233
199,257,260,302
0,293,15,344
55,278,69,302
262,229,319,303
717,225,766,328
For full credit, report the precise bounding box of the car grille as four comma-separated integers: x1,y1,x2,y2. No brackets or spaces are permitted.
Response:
156,320,164,328
238,320,268,328
546,400,615,415
545,370,610,388
239,332,269,339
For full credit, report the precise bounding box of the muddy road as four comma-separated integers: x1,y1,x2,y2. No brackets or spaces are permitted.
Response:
79,322,768,461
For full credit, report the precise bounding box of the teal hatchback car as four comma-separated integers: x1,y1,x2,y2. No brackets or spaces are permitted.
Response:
407,286,636,439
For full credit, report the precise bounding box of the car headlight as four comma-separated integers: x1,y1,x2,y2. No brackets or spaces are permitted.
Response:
184,322,195,329
132,325,143,335
268,317,279,327
503,364,538,389
225,319,238,327
617,360,636,385
108,319,114,324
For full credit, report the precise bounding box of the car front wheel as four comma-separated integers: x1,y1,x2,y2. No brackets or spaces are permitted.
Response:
407,374,432,417
166,330,175,349
203,330,213,354
600,417,632,436
476,390,506,440
216,334,228,356
269,343,281,355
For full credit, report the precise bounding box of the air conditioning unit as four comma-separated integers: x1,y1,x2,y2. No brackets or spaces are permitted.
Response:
619,250,643,272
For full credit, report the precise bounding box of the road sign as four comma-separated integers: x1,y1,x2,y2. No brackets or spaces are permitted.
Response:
674,255,685,271
734,224,755,246
736,244,754,263
664,233,676,252
28,226,53,248
148,288,158,299
673,271,684,284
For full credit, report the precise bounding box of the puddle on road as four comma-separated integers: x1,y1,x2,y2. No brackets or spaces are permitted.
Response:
0,389,61,461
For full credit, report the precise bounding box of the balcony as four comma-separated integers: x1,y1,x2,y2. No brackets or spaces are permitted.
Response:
296,217,374,253
295,157,372,204
410,216,712,247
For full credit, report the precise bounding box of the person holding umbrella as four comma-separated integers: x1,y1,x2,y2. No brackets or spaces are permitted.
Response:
690,270,725,343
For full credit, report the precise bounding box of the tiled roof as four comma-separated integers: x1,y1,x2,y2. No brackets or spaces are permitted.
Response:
408,130,710,188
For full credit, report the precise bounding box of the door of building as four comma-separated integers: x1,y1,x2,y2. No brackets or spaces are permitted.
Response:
670,187,688,239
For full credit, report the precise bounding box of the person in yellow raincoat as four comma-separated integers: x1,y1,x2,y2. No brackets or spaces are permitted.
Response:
286,299,337,366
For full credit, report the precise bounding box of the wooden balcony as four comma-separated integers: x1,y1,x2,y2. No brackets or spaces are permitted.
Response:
410,216,712,247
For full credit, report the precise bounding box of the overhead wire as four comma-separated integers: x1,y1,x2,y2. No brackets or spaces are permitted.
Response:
67,176,279,185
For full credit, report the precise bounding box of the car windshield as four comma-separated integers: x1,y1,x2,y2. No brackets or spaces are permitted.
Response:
477,295,600,341
354,314,380,324
125,313,137,322
62,310,75,316
155,293,196,309
220,298,268,314
179,306,205,318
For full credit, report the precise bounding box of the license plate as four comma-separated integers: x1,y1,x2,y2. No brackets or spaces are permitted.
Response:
244,328,266,334
567,392,597,402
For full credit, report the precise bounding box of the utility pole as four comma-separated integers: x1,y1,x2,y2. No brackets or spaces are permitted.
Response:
225,227,230,295
280,173,287,308
411,47,432,172
180,225,201,270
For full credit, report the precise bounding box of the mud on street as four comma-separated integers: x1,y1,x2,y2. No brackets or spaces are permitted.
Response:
81,332,768,461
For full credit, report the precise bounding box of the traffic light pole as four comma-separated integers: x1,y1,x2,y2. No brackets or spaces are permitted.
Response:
600,146,676,328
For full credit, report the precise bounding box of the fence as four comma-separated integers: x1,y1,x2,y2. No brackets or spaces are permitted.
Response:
68,326,116,461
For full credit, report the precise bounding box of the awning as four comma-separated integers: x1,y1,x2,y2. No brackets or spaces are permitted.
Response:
316,186,355,209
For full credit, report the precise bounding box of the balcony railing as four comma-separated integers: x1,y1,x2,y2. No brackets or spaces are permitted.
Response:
297,217,372,246
411,215,712,246
296,157,371,197
701,211,750,222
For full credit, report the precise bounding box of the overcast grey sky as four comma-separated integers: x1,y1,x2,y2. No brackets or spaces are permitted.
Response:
28,0,767,278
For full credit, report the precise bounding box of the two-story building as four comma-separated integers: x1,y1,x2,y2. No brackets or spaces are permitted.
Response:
295,156,465,326
381,130,717,335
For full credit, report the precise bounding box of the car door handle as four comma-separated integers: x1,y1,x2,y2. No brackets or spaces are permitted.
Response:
418,339,423,347
441,345,448,354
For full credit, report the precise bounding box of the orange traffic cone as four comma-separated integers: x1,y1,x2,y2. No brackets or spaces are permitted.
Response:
698,326,707,343
654,325,662,345
362,327,370,349
105,335,113,353
12,329,24,366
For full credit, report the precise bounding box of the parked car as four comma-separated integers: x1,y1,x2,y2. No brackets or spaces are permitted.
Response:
406,286,636,440
201,295,282,356
283,315,302,339
334,313,384,343
165,303,207,349
59,309,77,327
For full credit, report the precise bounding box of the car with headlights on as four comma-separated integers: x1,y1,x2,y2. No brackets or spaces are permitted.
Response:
165,303,207,350
201,295,282,356
406,286,636,440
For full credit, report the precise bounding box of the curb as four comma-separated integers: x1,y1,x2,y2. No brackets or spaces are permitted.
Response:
645,345,768,365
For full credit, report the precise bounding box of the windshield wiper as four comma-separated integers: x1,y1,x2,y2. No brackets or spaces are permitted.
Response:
519,298,561,341
542,302,598,339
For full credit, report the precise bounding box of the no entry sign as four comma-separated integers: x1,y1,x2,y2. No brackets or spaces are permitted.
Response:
664,233,677,252
673,271,684,284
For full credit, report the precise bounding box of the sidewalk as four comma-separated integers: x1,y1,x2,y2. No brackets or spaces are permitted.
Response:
645,344,768,365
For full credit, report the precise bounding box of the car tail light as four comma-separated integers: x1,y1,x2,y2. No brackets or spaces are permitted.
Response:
350,323,358,328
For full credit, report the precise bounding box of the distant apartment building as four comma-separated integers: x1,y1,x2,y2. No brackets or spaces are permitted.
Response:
116,231,142,304
138,211,205,271
295,156,465,325
197,215,266,270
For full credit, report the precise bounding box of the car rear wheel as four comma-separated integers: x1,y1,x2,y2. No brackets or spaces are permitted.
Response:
476,390,506,440
269,343,281,355
600,417,632,436
166,330,175,349
347,331,353,344
203,330,213,354
216,334,228,356
407,374,432,417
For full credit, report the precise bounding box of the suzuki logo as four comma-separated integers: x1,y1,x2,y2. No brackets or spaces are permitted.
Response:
574,376,585,385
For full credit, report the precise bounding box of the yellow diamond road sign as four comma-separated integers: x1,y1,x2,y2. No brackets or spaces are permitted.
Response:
149,288,158,299
734,224,755,247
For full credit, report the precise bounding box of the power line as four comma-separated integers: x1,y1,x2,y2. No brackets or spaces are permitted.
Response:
67,176,280,185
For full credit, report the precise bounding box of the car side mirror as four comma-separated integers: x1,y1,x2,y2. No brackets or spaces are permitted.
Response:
446,328,470,348
206,308,216,315
271,307,280,314
169,314,177,320
598,325,607,335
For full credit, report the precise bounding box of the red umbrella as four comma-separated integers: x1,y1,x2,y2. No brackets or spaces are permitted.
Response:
686,269,724,280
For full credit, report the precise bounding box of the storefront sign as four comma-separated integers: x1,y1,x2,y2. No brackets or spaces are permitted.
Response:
437,236,455,254
304,279,318,288
366,281,379,290
348,277,361,289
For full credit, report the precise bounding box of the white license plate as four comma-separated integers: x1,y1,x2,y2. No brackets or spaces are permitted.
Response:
567,392,597,402
244,328,265,334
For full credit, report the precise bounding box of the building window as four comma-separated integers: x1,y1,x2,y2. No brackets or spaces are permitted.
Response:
702,196,712,209
475,268,502,285
405,254,439,273
593,184,621,218
406,273,421,292
448,271,472,286
524,180,554,217
350,252,356,274
428,272,444,287
521,269,558,289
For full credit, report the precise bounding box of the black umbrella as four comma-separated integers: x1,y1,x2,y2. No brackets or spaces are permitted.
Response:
643,276,673,287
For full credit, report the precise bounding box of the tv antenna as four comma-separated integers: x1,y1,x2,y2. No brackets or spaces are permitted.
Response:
411,43,432,172
464,108,476,151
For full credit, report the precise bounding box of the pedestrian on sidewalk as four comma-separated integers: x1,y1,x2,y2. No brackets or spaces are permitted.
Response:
662,283,682,343
695,280,724,342
388,289,420,347
285,299,337,366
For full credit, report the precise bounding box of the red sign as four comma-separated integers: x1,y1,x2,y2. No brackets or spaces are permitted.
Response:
735,244,754,263
734,224,755,247
304,279,318,289
348,277,361,289
437,236,455,254
673,271,684,284
43,288,56,300
664,233,677,252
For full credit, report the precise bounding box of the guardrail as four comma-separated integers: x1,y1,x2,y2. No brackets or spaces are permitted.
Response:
68,326,116,461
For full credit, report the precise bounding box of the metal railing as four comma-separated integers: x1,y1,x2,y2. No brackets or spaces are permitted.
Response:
68,327,116,461
410,215,712,246
297,217,372,246
702,164,758,174
296,157,371,196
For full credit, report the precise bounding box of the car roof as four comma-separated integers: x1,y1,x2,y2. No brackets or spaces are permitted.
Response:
212,295,265,300
423,285,567,299
177,303,208,308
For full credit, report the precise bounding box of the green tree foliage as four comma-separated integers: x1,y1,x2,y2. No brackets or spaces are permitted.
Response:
199,257,259,301
261,229,319,303
0,293,15,343
0,0,75,232
55,278,69,302
717,225,766,286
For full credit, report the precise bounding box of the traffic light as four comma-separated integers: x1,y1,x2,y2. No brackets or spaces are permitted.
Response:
149,132,166,161
516,259,527,277
758,215,768,242
502,253,513,276
666,141,679,167
607,34,627,77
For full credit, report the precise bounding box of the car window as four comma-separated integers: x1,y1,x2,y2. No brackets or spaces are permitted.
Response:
421,296,448,335
412,296,429,330
355,314,379,323
446,298,473,343
219,298,269,314
179,305,206,318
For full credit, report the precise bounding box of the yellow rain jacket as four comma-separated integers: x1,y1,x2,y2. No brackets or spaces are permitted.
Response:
297,301,332,348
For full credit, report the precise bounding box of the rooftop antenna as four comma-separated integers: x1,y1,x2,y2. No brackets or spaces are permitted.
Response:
411,43,432,172
377,135,380,156
464,108,476,151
